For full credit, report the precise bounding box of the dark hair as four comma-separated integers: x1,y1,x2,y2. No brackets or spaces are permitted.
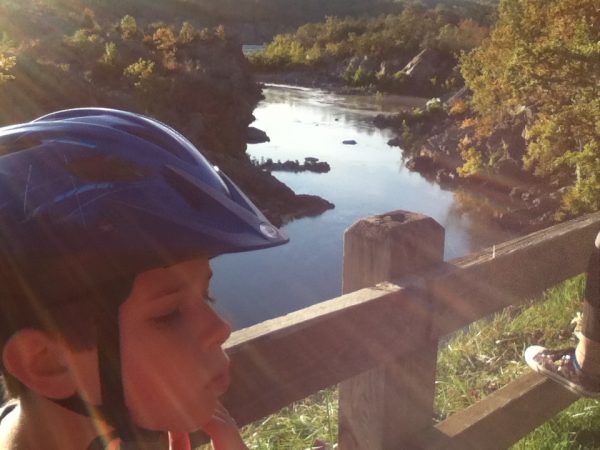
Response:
0,280,133,399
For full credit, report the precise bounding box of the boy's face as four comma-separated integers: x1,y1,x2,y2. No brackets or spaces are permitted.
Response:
119,257,232,432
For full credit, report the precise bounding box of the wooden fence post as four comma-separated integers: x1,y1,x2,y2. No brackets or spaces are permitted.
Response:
338,210,444,450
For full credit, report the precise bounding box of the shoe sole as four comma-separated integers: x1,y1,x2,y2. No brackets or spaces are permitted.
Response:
524,345,600,399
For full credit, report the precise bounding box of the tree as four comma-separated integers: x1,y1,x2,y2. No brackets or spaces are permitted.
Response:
120,15,137,40
124,57,155,88
92,41,121,84
99,42,118,66
0,53,15,83
178,21,196,45
460,0,600,215
435,19,489,55
153,26,177,52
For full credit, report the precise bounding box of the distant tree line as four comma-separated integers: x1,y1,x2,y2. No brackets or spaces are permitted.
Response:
249,1,492,94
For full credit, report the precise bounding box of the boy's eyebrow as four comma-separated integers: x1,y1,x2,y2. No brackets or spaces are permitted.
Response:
147,269,212,301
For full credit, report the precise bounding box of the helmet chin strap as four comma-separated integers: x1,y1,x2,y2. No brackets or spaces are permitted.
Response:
52,288,164,449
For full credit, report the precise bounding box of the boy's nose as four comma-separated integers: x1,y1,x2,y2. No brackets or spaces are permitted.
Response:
202,305,232,349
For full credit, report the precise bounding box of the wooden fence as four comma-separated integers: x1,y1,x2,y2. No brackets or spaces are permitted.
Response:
193,209,600,449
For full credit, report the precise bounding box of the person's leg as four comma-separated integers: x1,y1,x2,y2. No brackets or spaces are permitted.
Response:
576,232,600,375
524,232,600,398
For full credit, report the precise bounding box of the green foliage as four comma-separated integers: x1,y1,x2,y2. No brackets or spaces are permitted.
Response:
63,29,102,48
435,19,489,55
352,66,370,86
123,58,156,89
92,41,120,84
0,53,15,83
214,24,226,41
0,33,15,54
63,29,104,59
120,14,137,40
249,34,310,69
449,98,469,116
436,274,585,420
458,146,484,177
250,6,490,79
425,97,444,112
153,26,177,52
460,0,600,215
240,388,338,449
178,21,196,45
558,141,600,217
99,42,118,66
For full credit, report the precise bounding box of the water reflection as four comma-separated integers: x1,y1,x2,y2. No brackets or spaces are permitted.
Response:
212,85,515,329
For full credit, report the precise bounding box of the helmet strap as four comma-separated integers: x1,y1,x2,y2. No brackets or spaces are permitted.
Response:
51,301,163,449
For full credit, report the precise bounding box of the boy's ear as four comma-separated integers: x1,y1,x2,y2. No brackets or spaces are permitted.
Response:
2,329,76,399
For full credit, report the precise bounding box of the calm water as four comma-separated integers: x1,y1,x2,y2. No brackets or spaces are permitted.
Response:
211,85,514,329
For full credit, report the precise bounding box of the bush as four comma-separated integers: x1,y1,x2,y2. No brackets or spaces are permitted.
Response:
120,15,137,40
178,21,196,45
0,54,15,83
124,57,155,88
153,26,177,52
458,146,484,177
449,98,469,116
425,97,443,113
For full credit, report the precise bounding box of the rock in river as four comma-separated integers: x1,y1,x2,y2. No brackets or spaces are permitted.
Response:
247,126,270,144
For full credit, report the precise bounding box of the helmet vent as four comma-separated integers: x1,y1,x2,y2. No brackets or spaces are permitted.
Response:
114,124,195,165
0,134,44,156
65,156,149,182
163,165,218,211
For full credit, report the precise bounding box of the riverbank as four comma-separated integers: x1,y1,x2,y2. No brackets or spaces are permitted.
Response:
211,152,334,227
373,96,566,234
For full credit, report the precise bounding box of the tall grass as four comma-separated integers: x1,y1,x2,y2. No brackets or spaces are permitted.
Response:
241,388,338,449
209,275,600,449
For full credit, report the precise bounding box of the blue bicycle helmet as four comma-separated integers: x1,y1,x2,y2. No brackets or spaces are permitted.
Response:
0,108,288,448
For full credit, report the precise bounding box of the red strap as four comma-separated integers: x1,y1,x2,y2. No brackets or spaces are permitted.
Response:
169,432,191,450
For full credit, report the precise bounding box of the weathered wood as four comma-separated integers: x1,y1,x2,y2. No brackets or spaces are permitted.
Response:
189,211,600,448
219,282,432,429
191,283,425,447
339,211,444,450
413,372,579,450
429,211,600,338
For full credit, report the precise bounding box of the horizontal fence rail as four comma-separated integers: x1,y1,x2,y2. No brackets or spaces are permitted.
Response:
191,210,600,448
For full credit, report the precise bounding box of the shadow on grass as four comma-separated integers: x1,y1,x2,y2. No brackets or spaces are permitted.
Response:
574,429,600,449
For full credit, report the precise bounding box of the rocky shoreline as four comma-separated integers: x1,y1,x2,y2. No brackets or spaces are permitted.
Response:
374,99,565,234
212,152,334,228
255,157,331,174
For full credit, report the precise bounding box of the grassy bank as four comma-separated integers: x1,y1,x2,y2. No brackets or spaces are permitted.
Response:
228,274,600,449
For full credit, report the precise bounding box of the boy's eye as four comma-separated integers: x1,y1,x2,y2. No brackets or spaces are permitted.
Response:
153,309,183,325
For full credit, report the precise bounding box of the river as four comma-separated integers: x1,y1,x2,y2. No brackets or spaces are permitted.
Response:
211,85,515,329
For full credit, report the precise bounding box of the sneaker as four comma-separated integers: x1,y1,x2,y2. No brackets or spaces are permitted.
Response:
524,345,600,398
